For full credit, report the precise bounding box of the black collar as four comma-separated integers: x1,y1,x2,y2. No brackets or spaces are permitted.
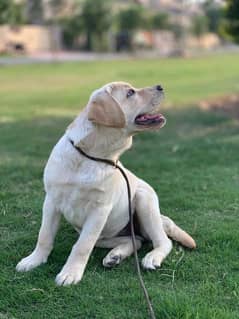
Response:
69,138,118,167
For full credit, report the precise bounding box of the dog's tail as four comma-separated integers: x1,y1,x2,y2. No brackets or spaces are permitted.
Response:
161,214,196,249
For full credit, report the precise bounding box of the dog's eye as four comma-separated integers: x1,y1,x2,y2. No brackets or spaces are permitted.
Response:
126,89,135,98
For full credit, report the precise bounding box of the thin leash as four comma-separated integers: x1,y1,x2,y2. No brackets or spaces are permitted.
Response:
69,139,156,319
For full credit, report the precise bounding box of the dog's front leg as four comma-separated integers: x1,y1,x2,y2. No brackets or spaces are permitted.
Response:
55,204,111,286
16,195,61,272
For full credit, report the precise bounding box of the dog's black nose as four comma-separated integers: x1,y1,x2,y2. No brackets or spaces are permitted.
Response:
156,85,163,91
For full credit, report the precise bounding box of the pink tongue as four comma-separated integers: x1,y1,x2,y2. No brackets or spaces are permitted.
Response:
140,114,161,120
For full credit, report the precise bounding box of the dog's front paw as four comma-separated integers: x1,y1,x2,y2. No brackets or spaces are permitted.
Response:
16,252,47,272
55,266,83,286
141,250,165,270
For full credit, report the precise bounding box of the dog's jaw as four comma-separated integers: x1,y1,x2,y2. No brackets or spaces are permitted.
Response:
67,111,132,162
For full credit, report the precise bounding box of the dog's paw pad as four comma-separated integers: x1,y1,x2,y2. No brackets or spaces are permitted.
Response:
103,254,121,268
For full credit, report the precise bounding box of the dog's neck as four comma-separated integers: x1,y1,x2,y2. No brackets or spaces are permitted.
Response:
66,110,132,161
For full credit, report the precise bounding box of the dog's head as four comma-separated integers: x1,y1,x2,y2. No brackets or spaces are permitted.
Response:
87,82,166,134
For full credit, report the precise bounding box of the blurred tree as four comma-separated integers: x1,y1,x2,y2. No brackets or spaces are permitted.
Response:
203,0,224,33
0,0,11,24
116,5,144,50
150,12,170,30
0,0,25,25
81,0,111,51
10,2,25,25
117,5,144,32
25,0,43,24
170,23,183,40
61,14,83,49
191,15,209,38
224,0,239,43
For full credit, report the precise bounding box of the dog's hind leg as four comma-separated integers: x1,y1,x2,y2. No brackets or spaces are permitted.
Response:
96,236,142,268
16,195,61,272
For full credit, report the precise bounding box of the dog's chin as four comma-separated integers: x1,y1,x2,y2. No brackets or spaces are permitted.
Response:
134,113,166,131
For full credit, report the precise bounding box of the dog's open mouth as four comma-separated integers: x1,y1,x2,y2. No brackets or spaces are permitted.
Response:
135,113,166,127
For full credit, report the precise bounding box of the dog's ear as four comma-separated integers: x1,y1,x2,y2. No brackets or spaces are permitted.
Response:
88,90,126,128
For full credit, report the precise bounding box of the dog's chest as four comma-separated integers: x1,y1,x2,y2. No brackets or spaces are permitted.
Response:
61,185,104,230
51,163,123,230
45,148,136,236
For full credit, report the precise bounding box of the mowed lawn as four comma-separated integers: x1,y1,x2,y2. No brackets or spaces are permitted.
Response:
0,54,239,319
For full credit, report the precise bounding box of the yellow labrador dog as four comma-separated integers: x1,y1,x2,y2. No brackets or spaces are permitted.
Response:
16,82,196,286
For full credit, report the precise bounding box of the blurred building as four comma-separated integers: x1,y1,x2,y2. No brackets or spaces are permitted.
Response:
140,0,203,27
0,25,61,54
0,0,222,55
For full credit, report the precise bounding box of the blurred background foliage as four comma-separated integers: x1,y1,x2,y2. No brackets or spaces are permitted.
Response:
0,0,238,52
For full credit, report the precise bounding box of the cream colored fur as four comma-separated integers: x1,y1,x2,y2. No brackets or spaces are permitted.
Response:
16,82,196,286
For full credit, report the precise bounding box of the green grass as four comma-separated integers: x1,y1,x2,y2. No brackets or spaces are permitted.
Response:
1,53,239,319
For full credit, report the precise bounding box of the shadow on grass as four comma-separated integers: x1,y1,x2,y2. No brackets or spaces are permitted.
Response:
1,106,239,319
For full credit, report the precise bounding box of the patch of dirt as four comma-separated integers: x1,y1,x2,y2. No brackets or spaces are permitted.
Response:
199,94,239,119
